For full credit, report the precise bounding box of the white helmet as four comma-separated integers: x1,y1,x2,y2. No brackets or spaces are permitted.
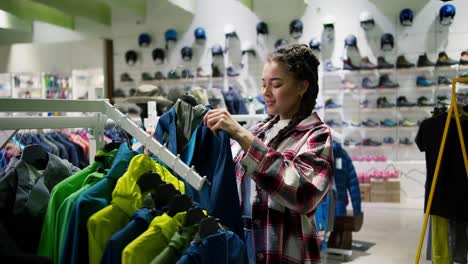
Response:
241,41,254,52
359,11,373,23
323,15,335,26
224,24,236,35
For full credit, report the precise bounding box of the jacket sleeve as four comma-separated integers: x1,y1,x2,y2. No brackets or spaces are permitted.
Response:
240,126,333,214
343,150,361,216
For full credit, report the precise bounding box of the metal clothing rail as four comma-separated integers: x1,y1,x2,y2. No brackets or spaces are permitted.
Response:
0,98,208,191
414,77,468,263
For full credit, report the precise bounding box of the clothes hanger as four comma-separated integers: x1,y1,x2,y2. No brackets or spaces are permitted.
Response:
20,144,49,170
166,194,192,217
137,171,164,193
152,183,179,209
199,216,220,238
183,206,206,227
180,93,198,106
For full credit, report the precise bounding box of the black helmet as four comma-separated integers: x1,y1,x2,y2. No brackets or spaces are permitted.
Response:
256,21,269,35
289,19,303,39
211,44,224,57
125,50,138,65
344,34,357,48
152,48,165,64
381,33,394,51
274,39,288,49
181,46,193,61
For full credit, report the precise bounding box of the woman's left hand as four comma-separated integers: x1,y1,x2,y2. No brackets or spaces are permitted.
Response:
203,109,255,151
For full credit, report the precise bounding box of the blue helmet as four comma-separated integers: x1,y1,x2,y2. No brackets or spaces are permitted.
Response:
309,39,320,51
344,34,357,48
194,27,206,40
289,19,303,39
211,44,224,57
274,39,288,49
138,33,151,47
165,29,177,41
399,8,414,26
439,4,456,25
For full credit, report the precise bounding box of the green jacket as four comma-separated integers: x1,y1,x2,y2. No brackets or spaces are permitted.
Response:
87,154,185,264
151,223,200,264
37,149,116,262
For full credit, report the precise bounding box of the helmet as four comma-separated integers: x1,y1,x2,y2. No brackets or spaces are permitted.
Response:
181,46,193,61
194,27,206,40
323,15,335,29
399,8,414,26
241,41,256,56
359,11,375,30
125,50,138,65
439,4,456,25
274,39,288,49
289,19,303,39
381,33,394,51
164,29,177,41
224,24,237,38
344,34,357,48
256,21,269,35
138,33,151,47
309,39,320,51
211,44,224,57
152,48,165,64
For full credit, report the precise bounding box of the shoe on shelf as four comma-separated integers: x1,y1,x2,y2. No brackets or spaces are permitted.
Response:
362,138,382,146
397,96,416,107
399,137,414,145
141,72,154,81
377,96,395,108
324,60,340,72
380,119,397,127
417,53,436,67
437,95,450,105
196,67,210,78
377,56,394,69
383,137,395,144
379,74,399,88
341,79,357,89
326,119,343,127
181,69,194,78
154,71,166,80
349,120,361,127
459,51,468,65
120,73,134,82
226,66,240,77
344,139,361,146
400,118,417,127
396,55,415,68
325,98,341,109
436,51,458,66
167,70,180,79
362,118,379,127
360,57,377,70
343,58,360,71
362,77,378,89
417,96,434,106
416,76,434,87
211,64,224,78
438,76,452,85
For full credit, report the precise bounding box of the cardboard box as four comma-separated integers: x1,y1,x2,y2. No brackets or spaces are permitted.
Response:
360,184,371,202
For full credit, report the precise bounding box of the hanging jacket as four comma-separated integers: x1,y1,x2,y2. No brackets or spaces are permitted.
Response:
333,143,361,217
151,223,200,264
122,211,186,264
155,100,244,239
0,151,79,253
37,149,116,262
59,143,135,264
87,154,184,264
176,229,247,264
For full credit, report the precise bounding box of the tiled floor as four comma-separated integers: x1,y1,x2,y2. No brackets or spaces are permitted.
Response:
324,202,432,264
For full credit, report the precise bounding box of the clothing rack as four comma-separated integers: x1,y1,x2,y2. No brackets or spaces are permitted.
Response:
0,98,208,191
414,77,468,263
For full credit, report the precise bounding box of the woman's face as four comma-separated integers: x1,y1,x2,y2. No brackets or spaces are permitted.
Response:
262,60,307,120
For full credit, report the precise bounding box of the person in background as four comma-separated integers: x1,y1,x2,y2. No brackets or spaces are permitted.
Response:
204,44,334,264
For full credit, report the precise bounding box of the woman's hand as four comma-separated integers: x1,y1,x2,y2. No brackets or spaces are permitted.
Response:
203,109,255,151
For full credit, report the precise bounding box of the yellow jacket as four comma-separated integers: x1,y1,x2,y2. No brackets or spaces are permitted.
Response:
122,211,186,264
87,154,184,264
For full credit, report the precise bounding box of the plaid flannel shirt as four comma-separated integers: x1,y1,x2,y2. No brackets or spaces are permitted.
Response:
232,112,334,264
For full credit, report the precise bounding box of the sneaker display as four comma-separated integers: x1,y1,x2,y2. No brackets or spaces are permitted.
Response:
361,57,377,70
380,119,397,127
377,96,395,108
437,95,450,105
460,51,468,65
377,56,394,69
181,69,194,78
324,60,340,72
226,66,239,77
141,72,154,81
416,76,434,87
397,96,416,107
383,137,395,144
344,139,361,146
362,77,378,89
167,70,180,79
326,119,343,127
120,73,134,82
362,138,382,146
211,64,224,77
438,76,452,85
345,120,361,127
325,98,341,109
417,96,434,106
362,118,379,127
399,137,414,145
360,99,370,108
196,67,210,78
417,53,436,67
341,80,357,89
436,51,458,66
343,58,360,71
396,55,415,68
379,74,399,88
154,71,166,80
400,118,417,127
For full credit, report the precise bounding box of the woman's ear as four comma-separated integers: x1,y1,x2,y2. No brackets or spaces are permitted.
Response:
298,80,309,96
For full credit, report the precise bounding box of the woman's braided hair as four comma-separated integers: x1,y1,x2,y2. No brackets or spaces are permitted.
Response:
256,44,320,149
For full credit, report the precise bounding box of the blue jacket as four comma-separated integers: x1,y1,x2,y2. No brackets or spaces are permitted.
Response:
155,106,244,240
333,143,361,216
223,86,248,115
59,143,135,264
176,229,247,264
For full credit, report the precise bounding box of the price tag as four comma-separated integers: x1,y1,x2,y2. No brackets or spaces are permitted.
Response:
336,158,342,170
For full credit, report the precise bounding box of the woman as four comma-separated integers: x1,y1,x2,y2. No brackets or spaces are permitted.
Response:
204,44,333,264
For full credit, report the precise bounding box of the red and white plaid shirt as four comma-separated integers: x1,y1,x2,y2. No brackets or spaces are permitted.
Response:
232,112,334,264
